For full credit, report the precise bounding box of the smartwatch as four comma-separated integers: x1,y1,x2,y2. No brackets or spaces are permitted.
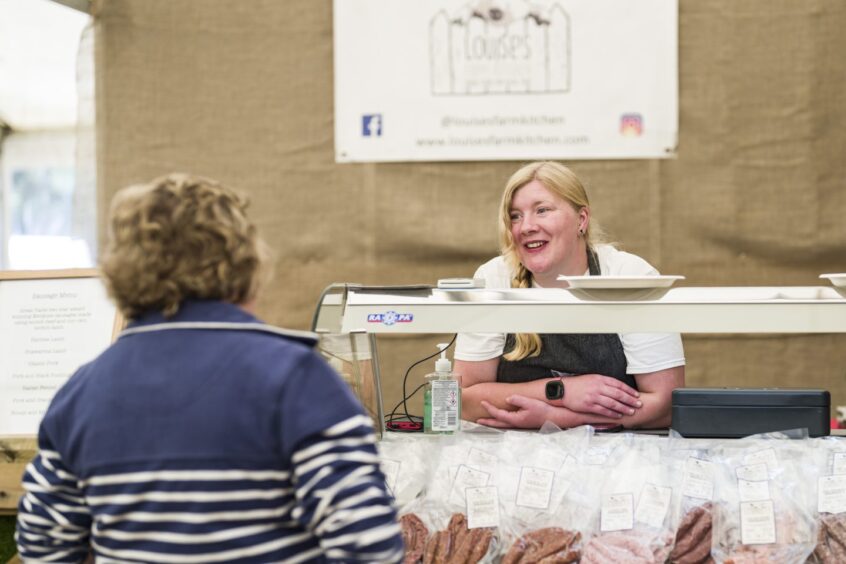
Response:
545,377,565,401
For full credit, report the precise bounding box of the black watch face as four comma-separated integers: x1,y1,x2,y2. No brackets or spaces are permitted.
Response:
545,380,564,400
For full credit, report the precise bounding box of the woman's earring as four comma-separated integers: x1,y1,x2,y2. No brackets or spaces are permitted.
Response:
578,228,584,237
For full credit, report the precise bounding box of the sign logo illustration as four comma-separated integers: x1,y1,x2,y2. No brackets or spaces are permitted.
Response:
362,114,383,137
620,113,643,137
429,1,571,96
367,311,414,325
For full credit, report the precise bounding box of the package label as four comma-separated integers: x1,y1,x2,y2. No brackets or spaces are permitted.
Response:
601,493,634,532
635,483,672,528
740,500,776,545
466,486,500,529
515,466,554,510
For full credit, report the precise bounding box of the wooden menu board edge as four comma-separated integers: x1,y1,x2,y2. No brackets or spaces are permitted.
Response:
0,437,37,515
0,268,101,281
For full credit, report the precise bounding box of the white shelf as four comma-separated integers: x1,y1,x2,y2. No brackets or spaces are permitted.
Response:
323,285,846,334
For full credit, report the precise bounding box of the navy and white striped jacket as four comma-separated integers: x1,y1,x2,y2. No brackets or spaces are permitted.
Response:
16,300,403,563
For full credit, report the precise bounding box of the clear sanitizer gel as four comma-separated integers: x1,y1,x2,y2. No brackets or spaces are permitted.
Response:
423,344,461,434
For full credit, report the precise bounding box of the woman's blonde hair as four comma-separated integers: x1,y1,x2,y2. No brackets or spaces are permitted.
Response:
100,173,269,319
497,161,607,361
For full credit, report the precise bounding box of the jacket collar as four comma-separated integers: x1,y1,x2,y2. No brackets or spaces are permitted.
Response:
121,299,317,347
127,299,260,329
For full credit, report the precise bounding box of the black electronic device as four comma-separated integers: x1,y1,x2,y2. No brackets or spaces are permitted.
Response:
386,421,423,432
671,387,830,438
545,378,565,401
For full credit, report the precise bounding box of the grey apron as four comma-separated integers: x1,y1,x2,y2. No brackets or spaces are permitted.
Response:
496,248,636,389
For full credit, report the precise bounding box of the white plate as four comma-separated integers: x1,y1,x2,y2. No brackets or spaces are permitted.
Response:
820,273,846,288
437,277,485,289
556,275,685,289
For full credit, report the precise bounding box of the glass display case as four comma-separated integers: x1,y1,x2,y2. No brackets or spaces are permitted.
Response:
312,282,846,436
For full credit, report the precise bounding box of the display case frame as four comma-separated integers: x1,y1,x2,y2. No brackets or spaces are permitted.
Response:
314,283,846,335
312,282,846,439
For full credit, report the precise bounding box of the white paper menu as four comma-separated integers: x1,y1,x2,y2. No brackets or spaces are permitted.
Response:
0,274,117,435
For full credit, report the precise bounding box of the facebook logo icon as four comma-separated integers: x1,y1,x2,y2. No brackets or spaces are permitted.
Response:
362,114,383,137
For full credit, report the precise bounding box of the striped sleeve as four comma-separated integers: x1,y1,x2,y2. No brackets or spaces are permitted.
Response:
16,443,92,563
284,354,403,562
291,414,403,562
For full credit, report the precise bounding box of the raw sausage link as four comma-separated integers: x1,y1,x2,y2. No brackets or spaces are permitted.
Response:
671,503,713,563
454,528,493,564
424,530,448,564
504,527,582,564
426,513,494,564
401,513,430,564
822,514,846,563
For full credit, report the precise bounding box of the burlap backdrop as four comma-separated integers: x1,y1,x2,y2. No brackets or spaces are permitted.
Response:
93,0,846,420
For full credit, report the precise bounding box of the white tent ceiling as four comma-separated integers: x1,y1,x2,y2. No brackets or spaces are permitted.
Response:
0,0,90,131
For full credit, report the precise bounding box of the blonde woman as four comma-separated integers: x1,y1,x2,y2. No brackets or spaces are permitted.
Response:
455,162,685,430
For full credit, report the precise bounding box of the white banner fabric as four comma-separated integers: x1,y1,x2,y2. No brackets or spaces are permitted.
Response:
334,0,678,162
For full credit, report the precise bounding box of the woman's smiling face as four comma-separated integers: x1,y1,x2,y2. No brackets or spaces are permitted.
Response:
509,179,588,282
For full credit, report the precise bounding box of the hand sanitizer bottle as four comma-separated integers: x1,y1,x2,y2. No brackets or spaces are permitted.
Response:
423,344,461,434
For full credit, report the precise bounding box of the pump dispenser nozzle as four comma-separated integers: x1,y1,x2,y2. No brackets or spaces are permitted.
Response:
435,343,451,373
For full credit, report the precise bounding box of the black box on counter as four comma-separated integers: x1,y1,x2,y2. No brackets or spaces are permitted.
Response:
671,387,830,438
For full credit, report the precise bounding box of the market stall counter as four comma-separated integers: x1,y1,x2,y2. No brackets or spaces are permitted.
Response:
312,281,846,562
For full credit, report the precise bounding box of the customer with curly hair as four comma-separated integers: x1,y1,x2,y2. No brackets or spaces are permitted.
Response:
16,173,403,563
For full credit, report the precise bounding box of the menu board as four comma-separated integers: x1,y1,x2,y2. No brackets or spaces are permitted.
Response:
0,270,120,436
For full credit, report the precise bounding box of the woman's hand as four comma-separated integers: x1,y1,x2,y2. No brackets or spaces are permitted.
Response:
559,374,641,418
477,395,620,429
477,396,555,429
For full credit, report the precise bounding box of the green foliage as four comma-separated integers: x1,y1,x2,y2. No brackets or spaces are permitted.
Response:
0,515,16,562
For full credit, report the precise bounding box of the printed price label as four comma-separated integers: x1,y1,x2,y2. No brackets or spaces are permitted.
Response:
467,447,498,470
736,463,770,502
736,463,768,482
743,448,778,474
740,500,776,545
449,464,490,507
466,486,500,529
601,493,634,532
682,457,714,501
635,484,672,528
832,452,846,476
515,466,554,510
738,479,770,502
818,475,846,514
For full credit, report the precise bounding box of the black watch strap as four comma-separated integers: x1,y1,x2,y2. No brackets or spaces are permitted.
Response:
545,377,565,401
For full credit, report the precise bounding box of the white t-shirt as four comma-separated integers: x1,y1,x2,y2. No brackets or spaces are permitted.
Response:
454,245,686,374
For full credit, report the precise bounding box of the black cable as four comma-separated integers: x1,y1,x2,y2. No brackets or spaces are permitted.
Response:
384,382,426,431
385,335,457,431
401,335,457,422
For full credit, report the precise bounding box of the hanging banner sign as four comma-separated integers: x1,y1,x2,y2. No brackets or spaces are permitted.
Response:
334,0,678,162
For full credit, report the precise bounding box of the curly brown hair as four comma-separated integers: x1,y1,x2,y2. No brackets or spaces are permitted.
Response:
100,173,268,319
